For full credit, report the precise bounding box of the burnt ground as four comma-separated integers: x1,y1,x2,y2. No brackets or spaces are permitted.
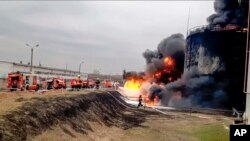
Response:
0,91,159,141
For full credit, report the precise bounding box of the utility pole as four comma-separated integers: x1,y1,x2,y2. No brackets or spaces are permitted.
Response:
26,43,39,73
186,6,191,37
79,61,84,74
243,1,250,124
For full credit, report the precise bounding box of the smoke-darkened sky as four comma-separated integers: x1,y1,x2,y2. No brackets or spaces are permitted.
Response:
0,1,213,74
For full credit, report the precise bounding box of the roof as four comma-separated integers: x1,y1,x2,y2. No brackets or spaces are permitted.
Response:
0,60,79,74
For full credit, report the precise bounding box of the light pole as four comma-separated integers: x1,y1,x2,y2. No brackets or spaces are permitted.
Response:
243,2,250,124
26,43,39,73
79,61,84,74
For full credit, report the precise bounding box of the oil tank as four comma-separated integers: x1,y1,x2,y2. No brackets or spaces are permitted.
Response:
185,25,247,110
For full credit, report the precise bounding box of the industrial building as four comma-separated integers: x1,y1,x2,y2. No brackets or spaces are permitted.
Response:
0,60,88,89
0,60,124,89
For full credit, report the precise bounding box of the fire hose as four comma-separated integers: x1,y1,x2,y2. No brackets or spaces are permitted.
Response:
109,90,242,118
106,91,176,116
106,91,137,109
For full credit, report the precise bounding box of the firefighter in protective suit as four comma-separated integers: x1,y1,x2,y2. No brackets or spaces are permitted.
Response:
76,75,82,90
137,95,143,108
95,78,100,89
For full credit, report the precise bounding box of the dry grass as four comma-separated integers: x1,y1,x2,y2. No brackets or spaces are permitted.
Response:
0,90,233,141
33,111,232,141
0,89,97,116
0,91,147,141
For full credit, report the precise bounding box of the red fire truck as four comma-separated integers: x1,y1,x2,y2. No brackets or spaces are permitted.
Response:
82,79,95,88
7,72,40,91
71,79,82,89
101,79,113,88
46,77,66,89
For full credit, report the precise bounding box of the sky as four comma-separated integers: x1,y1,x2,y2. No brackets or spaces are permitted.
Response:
0,1,214,75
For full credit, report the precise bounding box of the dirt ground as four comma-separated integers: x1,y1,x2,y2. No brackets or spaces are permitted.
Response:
33,111,232,141
0,90,233,141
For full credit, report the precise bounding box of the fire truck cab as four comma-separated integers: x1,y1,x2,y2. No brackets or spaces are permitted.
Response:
7,72,40,91
101,79,113,88
46,77,66,89
71,79,82,89
82,79,95,88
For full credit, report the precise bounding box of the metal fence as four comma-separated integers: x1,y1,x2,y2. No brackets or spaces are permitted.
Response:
188,24,247,36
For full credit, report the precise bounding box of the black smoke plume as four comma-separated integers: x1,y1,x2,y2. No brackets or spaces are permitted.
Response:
207,0,248,27
139,0,248,109
122,70,145,80
143,33,185,77
148,67,228,108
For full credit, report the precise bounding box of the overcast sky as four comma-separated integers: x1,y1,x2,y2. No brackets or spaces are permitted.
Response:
0,1,214,75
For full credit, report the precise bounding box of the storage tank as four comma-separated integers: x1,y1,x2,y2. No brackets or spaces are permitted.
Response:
185,25,247,110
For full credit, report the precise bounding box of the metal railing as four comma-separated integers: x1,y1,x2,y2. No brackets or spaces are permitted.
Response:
188,24,247,36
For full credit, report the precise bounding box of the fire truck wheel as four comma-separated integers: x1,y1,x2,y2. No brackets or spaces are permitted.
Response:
36,85,40,91
26,85,29,90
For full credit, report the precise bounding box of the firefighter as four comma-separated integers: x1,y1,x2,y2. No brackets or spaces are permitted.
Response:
77,75,82,90
114,81,120,90
95,78,100,89
137,95,143,108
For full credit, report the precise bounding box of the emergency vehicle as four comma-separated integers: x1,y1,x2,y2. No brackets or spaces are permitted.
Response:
7,71,40,91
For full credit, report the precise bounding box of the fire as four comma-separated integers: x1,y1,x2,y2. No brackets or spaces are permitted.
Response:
124,79,142,91
144,96,159,107
154,72,162,79
164,57,174,67
153,57,176,81
168,77,173,81
122,80,159,107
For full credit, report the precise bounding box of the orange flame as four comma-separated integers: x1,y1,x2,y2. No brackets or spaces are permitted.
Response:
154,72,162,79
124,79,142,91
168,77,173,81
145,96,159,107
164,57,174,67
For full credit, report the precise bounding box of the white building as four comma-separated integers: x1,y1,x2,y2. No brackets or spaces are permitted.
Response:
0,61,88,89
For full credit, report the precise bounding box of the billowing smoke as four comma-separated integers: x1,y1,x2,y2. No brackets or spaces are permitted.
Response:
143,33,185,78
146,67,228,108
122,70,145,80
123,0,248,109
207,0,247,27
141,35,228,108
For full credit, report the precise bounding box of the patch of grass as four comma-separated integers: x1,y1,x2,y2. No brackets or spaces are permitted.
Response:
194,124,229,141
